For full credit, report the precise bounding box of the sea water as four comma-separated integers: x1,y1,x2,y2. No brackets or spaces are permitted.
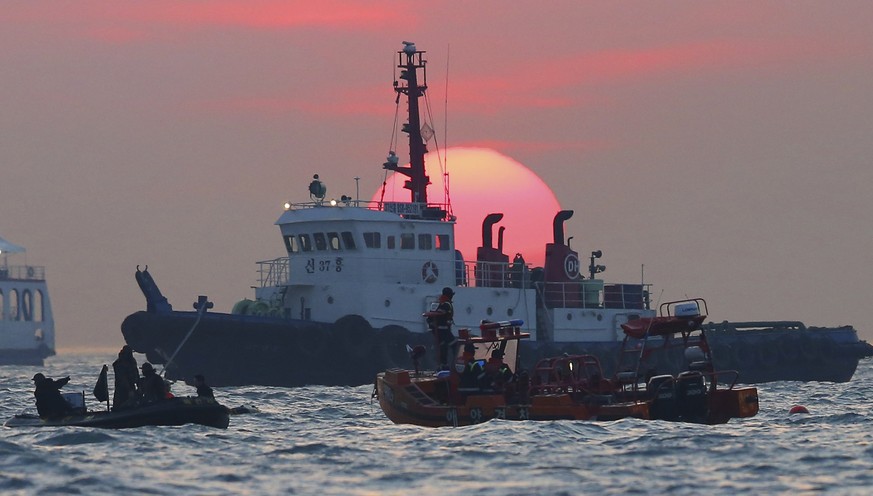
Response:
1,354,871,495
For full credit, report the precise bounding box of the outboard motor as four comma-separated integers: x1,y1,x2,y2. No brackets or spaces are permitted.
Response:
647,374,677,421
543,210,583,307
676,371,708,422
476,213,510,287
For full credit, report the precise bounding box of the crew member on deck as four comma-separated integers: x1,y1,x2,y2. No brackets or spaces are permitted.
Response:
32,373,72,419
112,345,139,410
138,362,167,403
194,374,214,399
428,287,458,370
458,342,483,390
482,349,514,390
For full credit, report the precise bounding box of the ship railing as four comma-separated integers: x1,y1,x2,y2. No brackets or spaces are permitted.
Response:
283,200,452,220
535,281,652,310
0,265,45,281
460,260,530,289
256,258,289,287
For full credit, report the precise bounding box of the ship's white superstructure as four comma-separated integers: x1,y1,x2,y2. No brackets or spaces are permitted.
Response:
0,236,55,365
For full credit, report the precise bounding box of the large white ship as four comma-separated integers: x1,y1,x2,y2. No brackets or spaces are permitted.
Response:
0,236,55,365
121,42,871,387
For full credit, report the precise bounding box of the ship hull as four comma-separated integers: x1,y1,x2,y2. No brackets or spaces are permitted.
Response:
122,311,871,387
0,344,55,366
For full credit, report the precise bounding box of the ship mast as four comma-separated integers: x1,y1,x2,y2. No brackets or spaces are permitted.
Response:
384,41,430,205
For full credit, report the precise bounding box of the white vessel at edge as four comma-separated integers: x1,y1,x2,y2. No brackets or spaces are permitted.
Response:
0,236,55,365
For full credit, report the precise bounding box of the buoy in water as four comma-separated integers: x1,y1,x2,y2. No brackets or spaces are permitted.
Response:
789,405,809,414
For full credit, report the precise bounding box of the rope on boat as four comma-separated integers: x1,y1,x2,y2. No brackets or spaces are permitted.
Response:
159,298,211,377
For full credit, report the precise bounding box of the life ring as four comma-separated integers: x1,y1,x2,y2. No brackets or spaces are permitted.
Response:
421,261,439,283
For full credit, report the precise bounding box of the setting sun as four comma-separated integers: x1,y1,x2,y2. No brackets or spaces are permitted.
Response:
375,147,560,267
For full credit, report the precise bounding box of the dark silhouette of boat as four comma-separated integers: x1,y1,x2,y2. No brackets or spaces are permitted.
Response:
5,396,230,429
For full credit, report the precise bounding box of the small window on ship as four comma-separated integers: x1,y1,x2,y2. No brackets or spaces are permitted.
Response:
342,231,357,250
435,234,450,250
284,235,300,253
298,234,312,252
364,232,381,248
400,233,415,250
314,233,327,251
418,234,432,250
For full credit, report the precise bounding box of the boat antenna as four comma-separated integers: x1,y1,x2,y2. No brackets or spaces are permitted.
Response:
443,44,452,216
382,41,430,204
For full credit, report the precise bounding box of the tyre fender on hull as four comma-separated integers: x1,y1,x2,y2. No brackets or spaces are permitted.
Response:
377,325,416,369
333,314,375,363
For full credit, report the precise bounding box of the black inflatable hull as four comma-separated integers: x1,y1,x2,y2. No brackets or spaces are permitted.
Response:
4,397,230,429
121,310,872,387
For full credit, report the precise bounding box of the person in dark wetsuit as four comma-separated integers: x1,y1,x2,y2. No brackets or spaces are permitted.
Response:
112,345,140,410
32,373,72,419
482,349,514,390
137,362,167,403
428,287,458,370
458,343,483,390
193,374,214,399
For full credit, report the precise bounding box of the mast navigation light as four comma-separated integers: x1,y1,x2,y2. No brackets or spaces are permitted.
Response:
402,41,416,54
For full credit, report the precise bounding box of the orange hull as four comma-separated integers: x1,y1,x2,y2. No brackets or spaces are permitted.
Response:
378,369,650,427
377,369,758,428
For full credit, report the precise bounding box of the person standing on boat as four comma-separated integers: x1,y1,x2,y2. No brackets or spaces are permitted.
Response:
429,287,458,370
112,345,139,410
137,362,167,403
32,373,72,418
193,374,214,399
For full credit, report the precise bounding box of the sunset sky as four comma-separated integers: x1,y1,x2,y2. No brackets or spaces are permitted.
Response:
2,2,872,349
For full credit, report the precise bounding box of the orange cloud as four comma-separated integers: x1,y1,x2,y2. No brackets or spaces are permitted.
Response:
446,37,861,113
4,1,409,43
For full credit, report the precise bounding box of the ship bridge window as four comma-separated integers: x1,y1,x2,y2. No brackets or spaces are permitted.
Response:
418,234,432,250
435,234,450,251
387,236,395,249
327,232,341,250
314,232,327,251
341,231,356,250
363,232,381,248
284,235,300,253
400,233,415,250
298,234,313,252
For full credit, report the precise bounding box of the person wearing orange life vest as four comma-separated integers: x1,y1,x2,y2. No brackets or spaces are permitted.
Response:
429,287,458,370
